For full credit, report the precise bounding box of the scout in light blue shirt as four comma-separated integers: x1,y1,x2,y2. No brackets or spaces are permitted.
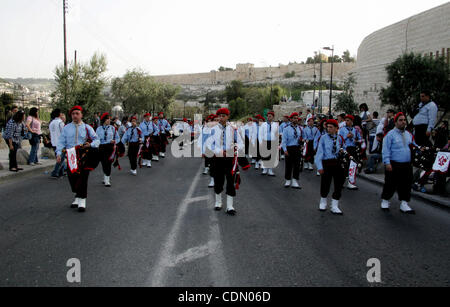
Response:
158,118,171,135
139,117,154,138
57,122,99,156
121,126,142,144
382,128,417,165
303,125,319,141
315,133,345,171
151,118,160,136
96,125,120,145
339,121,361,148
281,123,302,152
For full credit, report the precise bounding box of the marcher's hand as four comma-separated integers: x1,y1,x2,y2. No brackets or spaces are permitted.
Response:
111,140,116,144
318,169,324,175
426,131,431,137
285,151,289,157
347,133,353,139
83,142,91,148
57,156,62,164
9,144,14,151
386,164,393,172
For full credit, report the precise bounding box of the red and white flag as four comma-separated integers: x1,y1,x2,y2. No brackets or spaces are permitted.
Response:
302,142,308,157
67,147,78,174
348,160,357,185
432,152,450,174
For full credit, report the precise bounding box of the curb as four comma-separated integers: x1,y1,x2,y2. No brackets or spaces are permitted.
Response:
358,173,450,209
0,163,55,185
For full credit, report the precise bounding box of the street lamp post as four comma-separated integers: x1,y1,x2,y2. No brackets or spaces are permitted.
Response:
323,46,334,117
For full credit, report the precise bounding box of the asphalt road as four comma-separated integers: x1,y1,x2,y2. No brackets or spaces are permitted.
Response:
0,144,449,287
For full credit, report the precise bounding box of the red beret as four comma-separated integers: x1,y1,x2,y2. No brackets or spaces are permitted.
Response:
152,115,158,120
100,112,110,121
345,115,355,121
327,119,339,127
248,118,253,121
158,112,164,116
183,118,188,122
268,111,275,117
216,108,230,116
144,113,151,117
307,116,315,122
70,105,83,114
394,112,405,123
283,115,289,118
289,112,299,118
130,116,137,121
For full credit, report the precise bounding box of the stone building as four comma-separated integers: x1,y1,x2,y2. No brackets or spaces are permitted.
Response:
354,2,450,113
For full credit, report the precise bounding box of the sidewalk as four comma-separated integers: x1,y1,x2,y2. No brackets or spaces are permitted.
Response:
358,170,450,209
0,144,55,184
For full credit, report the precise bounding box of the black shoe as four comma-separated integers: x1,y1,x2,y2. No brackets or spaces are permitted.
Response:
17,168,24,171
50,175,60,179
78,207,86,213
70,204,78,209
226,209,236,216
364,169,374,174
215,207,222,211
9,169,19,172
400,209,416,215
381,208,390,212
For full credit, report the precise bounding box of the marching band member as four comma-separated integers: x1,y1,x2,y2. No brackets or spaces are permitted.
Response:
139,113,153,168
96,113,120,187
250,117,259,164
121,116,142,176
279,115,290,160
303,117,320,171
56,106,100,212
254,115,265,170
259,111,278,176
315,119,346,215
151,115,161,161
241,117,255,160
281,112,302,189
207,108,249,215
158,112,171,158
338,115,361,190
381,112,418,214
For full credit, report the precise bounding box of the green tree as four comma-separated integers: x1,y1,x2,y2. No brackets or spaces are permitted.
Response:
342,50,356,63
229,97,248,119
328,55,342,63
225,80,245,102
112,69,179,115
334,73,358,114
51,53,109,117
380,53,450,120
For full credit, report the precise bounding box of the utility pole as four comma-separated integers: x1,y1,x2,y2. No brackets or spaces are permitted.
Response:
63,0,68,106
312,52,317,115
74,50,77,65
319,51,323,114
63,0,68,71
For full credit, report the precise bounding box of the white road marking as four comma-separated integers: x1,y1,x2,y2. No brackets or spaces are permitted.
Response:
146,165,203,286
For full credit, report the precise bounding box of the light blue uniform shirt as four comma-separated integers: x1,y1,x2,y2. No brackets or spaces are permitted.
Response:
280,122,289,135
315,133,345,171
96,125,120,145
56,122,99,156
281,124,302,152
121,126,142,144
382,128,417,165
314,131,326,151
158,119,171,135
151,122,160,136
339,126,361,147
303,126,319,141
139,120,154,138
412,101,438,132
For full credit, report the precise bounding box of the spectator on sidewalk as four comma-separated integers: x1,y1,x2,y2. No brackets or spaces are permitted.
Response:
49,109,66,178
365,133,383,174
6,105,19,122
412,90,438,147
367,112,380,153
4,111,25,172
26,108,42,166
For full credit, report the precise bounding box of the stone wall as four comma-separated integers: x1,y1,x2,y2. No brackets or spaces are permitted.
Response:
153,62,356,86
354,2,450,113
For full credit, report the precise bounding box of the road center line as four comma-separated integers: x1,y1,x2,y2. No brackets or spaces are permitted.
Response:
146,164,203,287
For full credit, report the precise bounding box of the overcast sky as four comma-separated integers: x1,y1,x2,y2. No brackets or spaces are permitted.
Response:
1,0,448,79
